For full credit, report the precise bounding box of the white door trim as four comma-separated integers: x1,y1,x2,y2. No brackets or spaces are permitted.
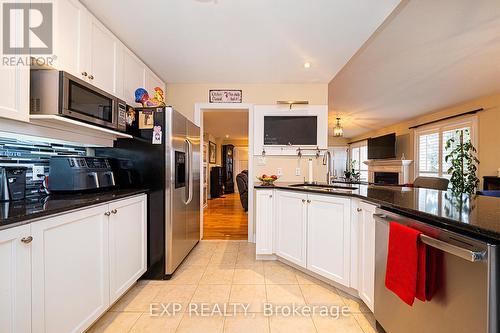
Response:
194,103,255,243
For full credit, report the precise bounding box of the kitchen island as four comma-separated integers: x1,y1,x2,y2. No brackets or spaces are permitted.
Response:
254,182,500,318
255,182,500,243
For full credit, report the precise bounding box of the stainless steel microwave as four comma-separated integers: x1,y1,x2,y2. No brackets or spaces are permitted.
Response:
30,70,127,132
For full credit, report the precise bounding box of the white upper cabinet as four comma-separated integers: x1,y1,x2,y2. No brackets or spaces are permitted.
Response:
87,19,117,94
122,48,146,105
31,205,110,333
1,0,165,125
52,0,88,78
306,194,351,286
0,225,31,333
255,189,274,255
53,2,117,92
0,1,29,122
51,0,164,103
0,64,29,122
275,191,308,267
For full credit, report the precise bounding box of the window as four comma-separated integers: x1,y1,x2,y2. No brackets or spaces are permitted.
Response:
350,141,368,181
415,117,477,179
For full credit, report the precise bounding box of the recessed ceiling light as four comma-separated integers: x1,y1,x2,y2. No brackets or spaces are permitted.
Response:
304,62,311,69
225,134,230,138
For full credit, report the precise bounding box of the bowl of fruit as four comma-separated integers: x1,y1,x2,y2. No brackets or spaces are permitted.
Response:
257,174,279,186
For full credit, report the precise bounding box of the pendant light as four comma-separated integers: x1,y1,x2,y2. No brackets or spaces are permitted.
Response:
333,117,343,137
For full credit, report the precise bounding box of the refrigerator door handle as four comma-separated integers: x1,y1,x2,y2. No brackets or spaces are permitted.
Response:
184,139,193,205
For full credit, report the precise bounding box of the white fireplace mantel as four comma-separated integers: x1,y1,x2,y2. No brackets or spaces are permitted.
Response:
363,159,413,184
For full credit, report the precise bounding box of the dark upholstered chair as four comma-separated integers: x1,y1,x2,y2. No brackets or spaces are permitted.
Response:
413,176,449,191
236,170,248,211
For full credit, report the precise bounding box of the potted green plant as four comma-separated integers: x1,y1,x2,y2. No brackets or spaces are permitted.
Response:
444,129,480,196
344,160,360,181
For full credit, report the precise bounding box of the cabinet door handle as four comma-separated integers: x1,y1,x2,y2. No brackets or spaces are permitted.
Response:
307,200,311,204
111,209,118,214
88,74,94,80
357,208,362,212
21,236,33,244
104,211,111,216
269,195,272,198
302,199,306,203
81,71,87,77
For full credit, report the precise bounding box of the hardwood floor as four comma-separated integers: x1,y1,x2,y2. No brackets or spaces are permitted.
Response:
203,193,248,240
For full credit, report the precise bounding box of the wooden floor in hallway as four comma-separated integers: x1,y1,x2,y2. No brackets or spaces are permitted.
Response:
203,193,248,240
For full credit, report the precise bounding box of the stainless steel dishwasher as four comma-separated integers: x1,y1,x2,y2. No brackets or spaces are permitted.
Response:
373,208,498,333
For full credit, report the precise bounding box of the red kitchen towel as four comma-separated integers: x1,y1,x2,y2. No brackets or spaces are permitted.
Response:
385,222,423,306
422,246,442,301
415,241,427,302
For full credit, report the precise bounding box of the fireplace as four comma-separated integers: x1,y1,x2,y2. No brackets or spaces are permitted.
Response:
374,172,399,185
364,159,413,185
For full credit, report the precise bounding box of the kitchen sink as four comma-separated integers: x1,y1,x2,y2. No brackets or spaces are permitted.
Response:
289,183,358,191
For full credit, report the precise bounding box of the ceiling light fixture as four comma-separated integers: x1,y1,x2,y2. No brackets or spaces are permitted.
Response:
304,62,311,69
333,117,343,137
225,134,230,138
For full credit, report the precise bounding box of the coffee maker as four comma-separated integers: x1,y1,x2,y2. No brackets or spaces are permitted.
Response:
0,167,27,201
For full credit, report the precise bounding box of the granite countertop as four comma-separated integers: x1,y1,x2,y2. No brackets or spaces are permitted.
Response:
0,188,149,231
255,182,500,244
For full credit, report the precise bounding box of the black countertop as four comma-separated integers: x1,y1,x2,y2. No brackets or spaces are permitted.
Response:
255,182,500,244
0,188,149,231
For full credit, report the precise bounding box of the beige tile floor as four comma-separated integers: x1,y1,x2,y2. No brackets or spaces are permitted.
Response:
86,240,381,333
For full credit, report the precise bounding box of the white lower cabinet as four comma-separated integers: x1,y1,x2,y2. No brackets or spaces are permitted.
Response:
31,204,110,333
357,201,376,312
255,189,377,312
0,225,31,333
275,191,308,267
108,196,147,303
0,194,148,333
306,194,351,285
255,189,274,255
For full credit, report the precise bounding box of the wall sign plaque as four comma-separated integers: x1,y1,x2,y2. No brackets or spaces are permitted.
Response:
209,90,242,103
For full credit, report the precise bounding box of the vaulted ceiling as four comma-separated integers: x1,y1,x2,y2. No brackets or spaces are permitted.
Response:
329,0,500,138
80,0,400,83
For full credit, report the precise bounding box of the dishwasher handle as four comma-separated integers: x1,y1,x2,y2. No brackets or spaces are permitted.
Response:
373,213,487,263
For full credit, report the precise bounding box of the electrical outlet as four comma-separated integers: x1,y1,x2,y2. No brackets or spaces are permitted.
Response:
277,168,283,176
32,165,45,181
295,167,301,176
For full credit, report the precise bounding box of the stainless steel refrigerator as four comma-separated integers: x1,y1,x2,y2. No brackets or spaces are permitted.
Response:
96,106,200,279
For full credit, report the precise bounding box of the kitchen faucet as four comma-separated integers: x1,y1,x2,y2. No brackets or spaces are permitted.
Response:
322,150,332,184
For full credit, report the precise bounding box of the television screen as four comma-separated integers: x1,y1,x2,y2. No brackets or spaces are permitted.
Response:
264,116,317,145
368,133,396,159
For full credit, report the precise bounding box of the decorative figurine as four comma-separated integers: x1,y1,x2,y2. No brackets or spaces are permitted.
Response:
134,87,166,107
134,88,152,107
150,87,166,106
125,106,135,126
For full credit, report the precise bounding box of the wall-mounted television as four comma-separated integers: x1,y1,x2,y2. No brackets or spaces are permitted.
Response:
367,133,396,159
264,116,317,145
